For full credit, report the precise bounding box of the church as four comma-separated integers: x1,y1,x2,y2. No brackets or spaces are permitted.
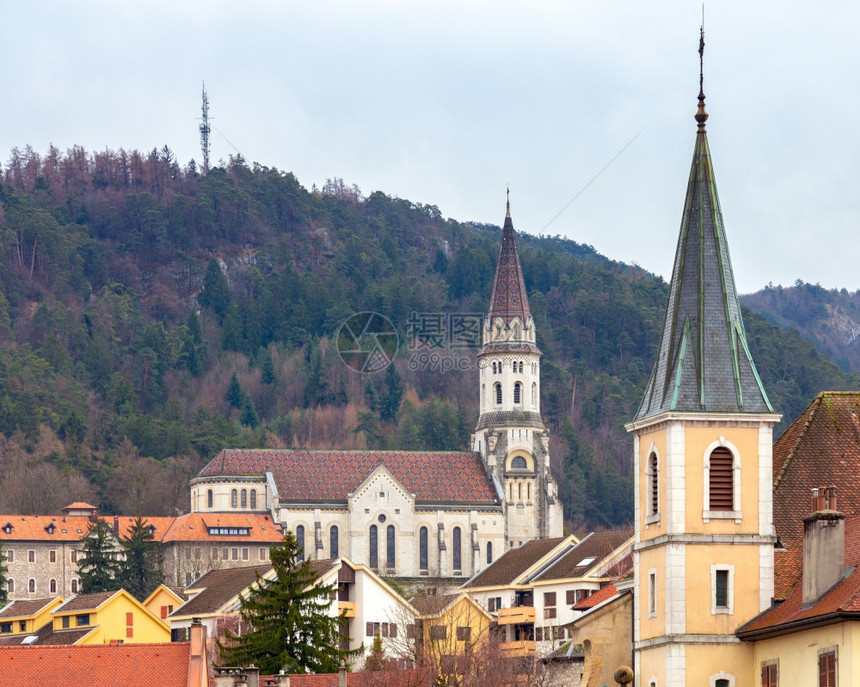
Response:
189,201,563,581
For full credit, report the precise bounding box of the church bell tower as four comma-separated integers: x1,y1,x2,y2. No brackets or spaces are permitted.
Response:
472,192,563,545
626,31,781,687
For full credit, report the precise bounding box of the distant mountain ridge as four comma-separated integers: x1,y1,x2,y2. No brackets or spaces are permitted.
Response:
741,283,860,374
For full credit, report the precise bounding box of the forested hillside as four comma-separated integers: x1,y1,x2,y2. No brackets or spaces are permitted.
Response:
1,145,857,530
742,282,860,374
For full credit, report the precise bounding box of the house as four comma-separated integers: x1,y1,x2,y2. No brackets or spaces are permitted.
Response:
461,531,632,658
169,558,418,669
189,199,564,583
409,592,493,676
737,489,860,686
565,582,633,687
0,618,211,687
0,597,64,644
143,584,187,621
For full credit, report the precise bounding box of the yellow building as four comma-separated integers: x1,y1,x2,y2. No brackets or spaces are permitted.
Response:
625,37,780,687
0,597,64,642
46,589,171,645
143,583,187,621
410,592,493,679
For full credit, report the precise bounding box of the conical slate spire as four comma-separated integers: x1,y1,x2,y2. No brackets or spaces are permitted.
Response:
487,193,531,324
635,91,773,420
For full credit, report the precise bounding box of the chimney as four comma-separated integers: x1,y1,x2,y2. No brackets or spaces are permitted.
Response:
802,486,846,606
338,660,348,687
187,618,210,687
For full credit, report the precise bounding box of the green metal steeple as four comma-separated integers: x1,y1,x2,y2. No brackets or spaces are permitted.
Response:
635,47,773,420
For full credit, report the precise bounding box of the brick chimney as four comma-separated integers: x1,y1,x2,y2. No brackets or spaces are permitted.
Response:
187,618,210,687
802,486,846,606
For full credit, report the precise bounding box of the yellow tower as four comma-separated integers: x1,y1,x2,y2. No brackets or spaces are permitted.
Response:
626,31,780,687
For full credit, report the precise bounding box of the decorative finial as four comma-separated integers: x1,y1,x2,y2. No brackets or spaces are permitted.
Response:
505,185,511,218
695,17,709,133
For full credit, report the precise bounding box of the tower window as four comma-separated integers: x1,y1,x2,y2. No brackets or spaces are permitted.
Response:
518,361,523,373
494,383,502,405
532,382,537,407
511,456,527,470
711,564,734,615
648,569,657,618
492,362,497,374
486,541,493,565
708,447,734,511
646,451,660,524
513,382,521,404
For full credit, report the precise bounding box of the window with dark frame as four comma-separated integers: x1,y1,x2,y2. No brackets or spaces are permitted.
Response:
452,527,462,572
456,626,471,641
419,527,428,571
709,447,734,511
330,525,339,559
486,541,493,565
369,525,378,570
715,569,729,608
495,383,502,405
649,452,659,516
250,490,257,509
296,525,305,562
386,525,395,570
207,489,213,508
231,489,237,508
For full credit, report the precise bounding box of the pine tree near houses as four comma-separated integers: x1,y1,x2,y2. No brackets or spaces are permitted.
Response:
77,518,122,594
119,516,164,601
218,532,358,674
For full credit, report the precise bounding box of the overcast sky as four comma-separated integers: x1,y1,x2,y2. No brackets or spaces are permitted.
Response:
3,1,858,294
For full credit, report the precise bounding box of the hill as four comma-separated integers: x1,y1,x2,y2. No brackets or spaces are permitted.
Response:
1,145,857,530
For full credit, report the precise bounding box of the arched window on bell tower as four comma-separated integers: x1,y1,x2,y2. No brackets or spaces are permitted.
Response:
494,383,502,406
513,382,522,405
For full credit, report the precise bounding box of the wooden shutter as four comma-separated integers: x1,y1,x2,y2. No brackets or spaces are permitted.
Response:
819,651,836,687
709,448,734,510
649,452,659,515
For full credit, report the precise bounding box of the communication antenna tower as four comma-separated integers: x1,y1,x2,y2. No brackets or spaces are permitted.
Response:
199,82,212,173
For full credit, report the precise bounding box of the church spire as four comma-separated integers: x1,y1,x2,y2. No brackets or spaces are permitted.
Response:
487,190,531,324
635,29,772,420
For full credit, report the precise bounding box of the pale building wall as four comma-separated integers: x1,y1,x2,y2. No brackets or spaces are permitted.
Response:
3,541,80,600
568,593,632,687
750,623,860,687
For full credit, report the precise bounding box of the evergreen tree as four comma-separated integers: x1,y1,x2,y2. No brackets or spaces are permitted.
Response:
240,396,260,428
378,364,404,422
0,543,8,604
198,258,231,320
78,518,122,594
226,373,244,409
119,516,164,601
364,633,387,671
259,347,276,385
218,532,357,674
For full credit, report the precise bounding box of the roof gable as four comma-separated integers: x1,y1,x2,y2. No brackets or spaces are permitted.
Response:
463,536,574,589
532,530,633,582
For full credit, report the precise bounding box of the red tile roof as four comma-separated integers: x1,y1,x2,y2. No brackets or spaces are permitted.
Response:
465,537,568,588
114,516,176,541
198,450,500,505
0,642,191,686
573,584,618,611
0,515,93,542
772,392,860,599
161,512,283,543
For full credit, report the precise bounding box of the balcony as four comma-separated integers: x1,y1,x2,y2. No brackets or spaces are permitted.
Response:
338,601,356,618
499,640,536,657
496,606,535,625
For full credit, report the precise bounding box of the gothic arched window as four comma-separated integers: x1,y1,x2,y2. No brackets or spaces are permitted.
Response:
231,489,237,508
531,382,537,407
250,490,257,509
513,382,522,404
486,541,493,565
330,525,339,559
495,383,502,405
452,527,462,572
419,527,429,572
207,489,213,509
240,489,247,508
518,361,523,373
296,525,305,562
369,525,379,570
387,525,395,570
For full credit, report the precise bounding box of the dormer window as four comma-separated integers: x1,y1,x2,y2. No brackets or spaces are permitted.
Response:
147,525,156,536
45,523,56,534
3,523,11,534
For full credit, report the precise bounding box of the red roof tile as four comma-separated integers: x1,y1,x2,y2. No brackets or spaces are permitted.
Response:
199,450,500,505
161,512,283,543
0,643,191,687
772,392,860,599
573,584,618,611
0,515,93,542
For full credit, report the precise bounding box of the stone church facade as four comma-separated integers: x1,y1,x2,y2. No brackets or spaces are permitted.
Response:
189,200,563,580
